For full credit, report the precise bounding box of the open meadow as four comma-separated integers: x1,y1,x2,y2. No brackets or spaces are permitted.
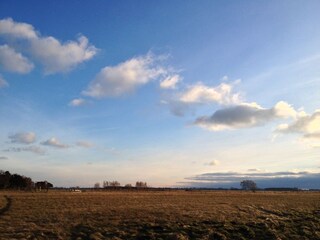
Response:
0,190,319,239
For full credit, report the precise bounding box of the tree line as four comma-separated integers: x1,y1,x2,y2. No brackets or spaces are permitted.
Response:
94,181,148,189
0,170,53,191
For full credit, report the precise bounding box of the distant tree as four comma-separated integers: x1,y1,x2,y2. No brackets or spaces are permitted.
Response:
135,181,147,188
94,182,100,188
103,181,109,188
240,180,257,192
109,181,120,187
124,183,132,188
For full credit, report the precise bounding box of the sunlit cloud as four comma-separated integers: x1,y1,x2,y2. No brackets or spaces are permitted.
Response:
0,18,98,74
83,53,169,98
69,98,87,107
160,74,181,89
179,82,241,105
41,137,69,149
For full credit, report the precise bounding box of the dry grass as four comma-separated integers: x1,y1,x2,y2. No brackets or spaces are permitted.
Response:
0,190,319,239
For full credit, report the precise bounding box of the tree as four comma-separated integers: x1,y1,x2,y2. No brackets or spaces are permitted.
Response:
109,181,120,187
136,181,147,188
240,180,257,192
94,182,100,188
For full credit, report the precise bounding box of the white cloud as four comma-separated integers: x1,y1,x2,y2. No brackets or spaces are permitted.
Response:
0,44,34,73
83,53,167,98
41,137,69,149
69,98,87,107
179,82,241,105
0,75,9,88
276,110,320,134
9,132,36,144
76,141,93,148
0,18,97,74
276,110,320,147
160,74,181,89
194,101,297,131
0,18,37,39
30,35,97,74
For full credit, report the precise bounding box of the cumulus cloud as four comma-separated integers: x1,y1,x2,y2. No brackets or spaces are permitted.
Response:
194,101,297,131
0,18,97,74
276,110,320,135
3,146,46,155
30,35,97,74
69,98,87,107
0,44,34,73
160,74,181,89
179,82,241,105
0,75,8,88
0,18,37,39
76,141,93,148
41,137,69,148
83,53,167,98
276,110,320,147
9,132,36,144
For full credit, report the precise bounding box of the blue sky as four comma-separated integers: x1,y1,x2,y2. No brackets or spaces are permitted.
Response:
0,1,320,188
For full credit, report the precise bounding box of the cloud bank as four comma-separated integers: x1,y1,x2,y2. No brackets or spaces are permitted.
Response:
183,171,320,189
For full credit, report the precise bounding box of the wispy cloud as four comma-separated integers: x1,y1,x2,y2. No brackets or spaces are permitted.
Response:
0,156,8,160
0,75,9,88
69,98,88,107
205,160,220,166
0,18,97,74
41,137,69,149
76,141,93,148
83,53,170,98
3,146,46,155
9,132,36,144
160,74,181,89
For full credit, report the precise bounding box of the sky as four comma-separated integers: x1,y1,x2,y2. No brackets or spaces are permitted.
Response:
0,1,319,188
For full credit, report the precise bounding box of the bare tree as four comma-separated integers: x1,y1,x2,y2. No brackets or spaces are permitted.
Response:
124,183,132,188
240,180,257,192
109,181,120,187
103,181,109,188
94,182,100,188
136,181,147,188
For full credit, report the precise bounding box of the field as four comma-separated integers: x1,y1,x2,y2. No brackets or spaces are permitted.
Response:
0,190,319,239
